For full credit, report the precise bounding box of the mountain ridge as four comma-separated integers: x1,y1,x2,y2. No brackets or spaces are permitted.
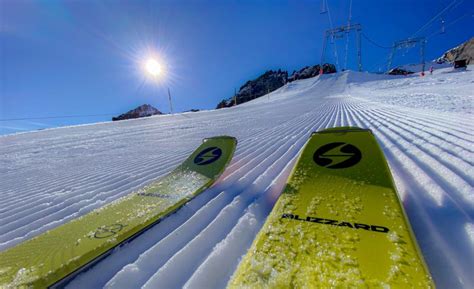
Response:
112,104,162,121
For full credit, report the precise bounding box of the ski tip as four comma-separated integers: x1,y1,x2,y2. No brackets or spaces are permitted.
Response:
203,135,238,143
312,126,372,135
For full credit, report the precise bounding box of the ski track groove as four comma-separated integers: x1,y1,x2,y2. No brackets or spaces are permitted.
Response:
0,154,189,227
363,115,474,214
0,151,188,216
1,145,192,206
356,98,474,140
0,163,184,248
365,107,473,185
369,108,474,162
0,144,189,204
366,104,474,154
349,105,473,218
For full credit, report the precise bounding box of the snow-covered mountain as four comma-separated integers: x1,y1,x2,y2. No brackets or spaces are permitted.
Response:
0,67,472,288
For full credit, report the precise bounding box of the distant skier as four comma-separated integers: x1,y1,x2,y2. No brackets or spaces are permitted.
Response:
430,66,434,75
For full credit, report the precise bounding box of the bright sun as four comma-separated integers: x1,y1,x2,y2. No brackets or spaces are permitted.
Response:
145,58,162,77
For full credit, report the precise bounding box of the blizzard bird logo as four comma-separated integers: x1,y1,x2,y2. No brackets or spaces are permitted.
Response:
313,142,361,169
194,147,222,165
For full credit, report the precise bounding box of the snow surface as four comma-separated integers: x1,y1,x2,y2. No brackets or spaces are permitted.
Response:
0,67,473,289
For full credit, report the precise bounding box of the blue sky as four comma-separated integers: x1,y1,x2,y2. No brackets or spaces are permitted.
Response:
0,0,473,135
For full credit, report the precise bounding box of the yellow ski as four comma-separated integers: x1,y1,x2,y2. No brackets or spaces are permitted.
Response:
228,127,433,288
0,136,237,288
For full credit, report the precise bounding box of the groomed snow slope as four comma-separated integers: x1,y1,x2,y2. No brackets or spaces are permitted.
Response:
0,67,473,289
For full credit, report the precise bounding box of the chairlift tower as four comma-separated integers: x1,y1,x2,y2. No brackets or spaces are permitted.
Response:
387,37,426,74
321,23,362,72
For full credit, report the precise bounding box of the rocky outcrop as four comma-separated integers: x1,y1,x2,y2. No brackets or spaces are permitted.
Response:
236,70,288,103
217,70,288,109
435,37,474,64
216,64,336,109
288,64,336,82
388,67,414,75
216,99,234,109
112,104,162,121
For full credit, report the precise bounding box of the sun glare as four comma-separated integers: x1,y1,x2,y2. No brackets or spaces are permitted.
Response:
145,58,162,77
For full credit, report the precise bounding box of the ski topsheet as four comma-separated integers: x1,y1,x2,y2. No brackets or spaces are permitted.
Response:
0,136,237,288
228,127,433,288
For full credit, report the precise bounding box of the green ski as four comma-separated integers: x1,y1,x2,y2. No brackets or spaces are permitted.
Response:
0,136,237,288
228,127,433,288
